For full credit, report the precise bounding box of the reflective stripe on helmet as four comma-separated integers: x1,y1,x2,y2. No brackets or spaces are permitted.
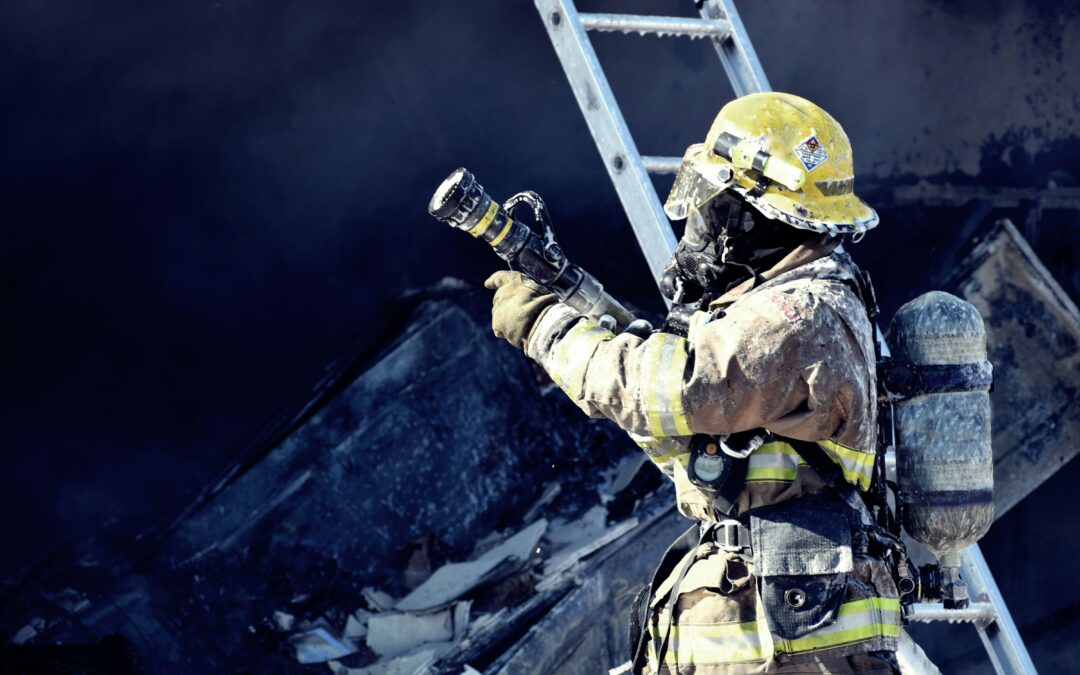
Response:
644,334,692,437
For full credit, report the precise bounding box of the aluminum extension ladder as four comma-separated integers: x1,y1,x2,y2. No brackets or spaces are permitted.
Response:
532,1,1038,673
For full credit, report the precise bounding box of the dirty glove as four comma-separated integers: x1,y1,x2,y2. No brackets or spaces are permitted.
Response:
484,270,559,350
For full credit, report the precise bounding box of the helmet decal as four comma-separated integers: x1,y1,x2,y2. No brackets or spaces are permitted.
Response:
793,135,829,172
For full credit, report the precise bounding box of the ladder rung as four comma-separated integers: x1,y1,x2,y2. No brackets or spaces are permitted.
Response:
641,156,682,175
905,602,996,625
579,13,731,40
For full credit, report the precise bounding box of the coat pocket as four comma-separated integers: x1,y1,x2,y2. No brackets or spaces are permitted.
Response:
749,492,854,640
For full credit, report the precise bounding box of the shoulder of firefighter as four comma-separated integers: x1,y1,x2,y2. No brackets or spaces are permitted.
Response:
524,248,901,673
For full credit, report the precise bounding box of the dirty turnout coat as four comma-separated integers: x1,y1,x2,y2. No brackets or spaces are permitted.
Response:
524,240,900,674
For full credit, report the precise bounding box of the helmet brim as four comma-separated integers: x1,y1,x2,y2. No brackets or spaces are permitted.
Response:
735,185,879,235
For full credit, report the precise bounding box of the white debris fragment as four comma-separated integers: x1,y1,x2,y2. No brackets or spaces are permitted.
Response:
541,515,640,584
362,587,397,612
603,453,649,497
465,609,506,637
451,600,472,643
272,610,296,632
46,588,91,615
546,506,608,548
367,606,455,658
289,621,358,664
461,666,483,675
396,520,547,612
12,617,43,645
522,482,562,523
344,609,371,640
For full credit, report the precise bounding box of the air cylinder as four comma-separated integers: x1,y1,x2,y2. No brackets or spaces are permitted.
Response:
890,292,994,585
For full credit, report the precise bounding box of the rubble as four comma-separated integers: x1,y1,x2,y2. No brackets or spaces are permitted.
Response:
397,520,546,612
328,646,441,675
344,610,370,640
362,587,397,613
11,617,44,645
366,607,456,658
288,619,358,664
273,609,296,632
0,288,639,671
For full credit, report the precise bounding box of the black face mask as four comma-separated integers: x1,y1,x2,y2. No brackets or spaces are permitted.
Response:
659,193,820,303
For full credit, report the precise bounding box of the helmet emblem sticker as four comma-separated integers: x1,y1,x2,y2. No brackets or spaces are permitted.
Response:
793,135,829,172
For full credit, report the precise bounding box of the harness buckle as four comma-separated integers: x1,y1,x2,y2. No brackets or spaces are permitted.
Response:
716,519,749,553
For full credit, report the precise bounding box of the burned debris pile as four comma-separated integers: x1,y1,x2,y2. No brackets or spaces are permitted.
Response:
0,284,675,673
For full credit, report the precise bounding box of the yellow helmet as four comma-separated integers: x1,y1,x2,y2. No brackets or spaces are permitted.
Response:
664,92,878,235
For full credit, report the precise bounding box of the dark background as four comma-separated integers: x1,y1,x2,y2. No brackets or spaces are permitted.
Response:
2,0,1079,658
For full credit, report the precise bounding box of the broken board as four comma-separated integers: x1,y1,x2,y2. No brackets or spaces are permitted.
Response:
945,219,1080,518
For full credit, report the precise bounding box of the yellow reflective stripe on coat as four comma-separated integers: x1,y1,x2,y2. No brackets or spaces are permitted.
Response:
649,597,899,667
777,596,901,654
746,441,806,482
643,334,692,437
817,439,876,490
647,619,765,665
548,320,613,399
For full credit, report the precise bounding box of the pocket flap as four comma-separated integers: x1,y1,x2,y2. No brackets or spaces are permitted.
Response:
749,493,854,577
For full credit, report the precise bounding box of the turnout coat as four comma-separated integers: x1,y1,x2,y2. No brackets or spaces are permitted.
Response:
524,238,900,674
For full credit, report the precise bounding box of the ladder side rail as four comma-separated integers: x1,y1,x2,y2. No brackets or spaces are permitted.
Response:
698,0,771,95
961,543,1039,675
535,0,677,285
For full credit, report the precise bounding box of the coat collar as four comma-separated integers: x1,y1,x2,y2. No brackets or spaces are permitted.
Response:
709,235,845,309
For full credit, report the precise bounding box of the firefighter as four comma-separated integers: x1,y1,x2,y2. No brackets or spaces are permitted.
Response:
486,92,900,674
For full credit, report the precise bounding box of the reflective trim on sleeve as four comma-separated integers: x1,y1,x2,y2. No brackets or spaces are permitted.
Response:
628,433,683,463
816,440,876,491
644,334,692,437
746,441,806,483
548,320,613,400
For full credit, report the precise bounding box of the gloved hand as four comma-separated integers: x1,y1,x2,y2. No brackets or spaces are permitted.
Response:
484,270,559,350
